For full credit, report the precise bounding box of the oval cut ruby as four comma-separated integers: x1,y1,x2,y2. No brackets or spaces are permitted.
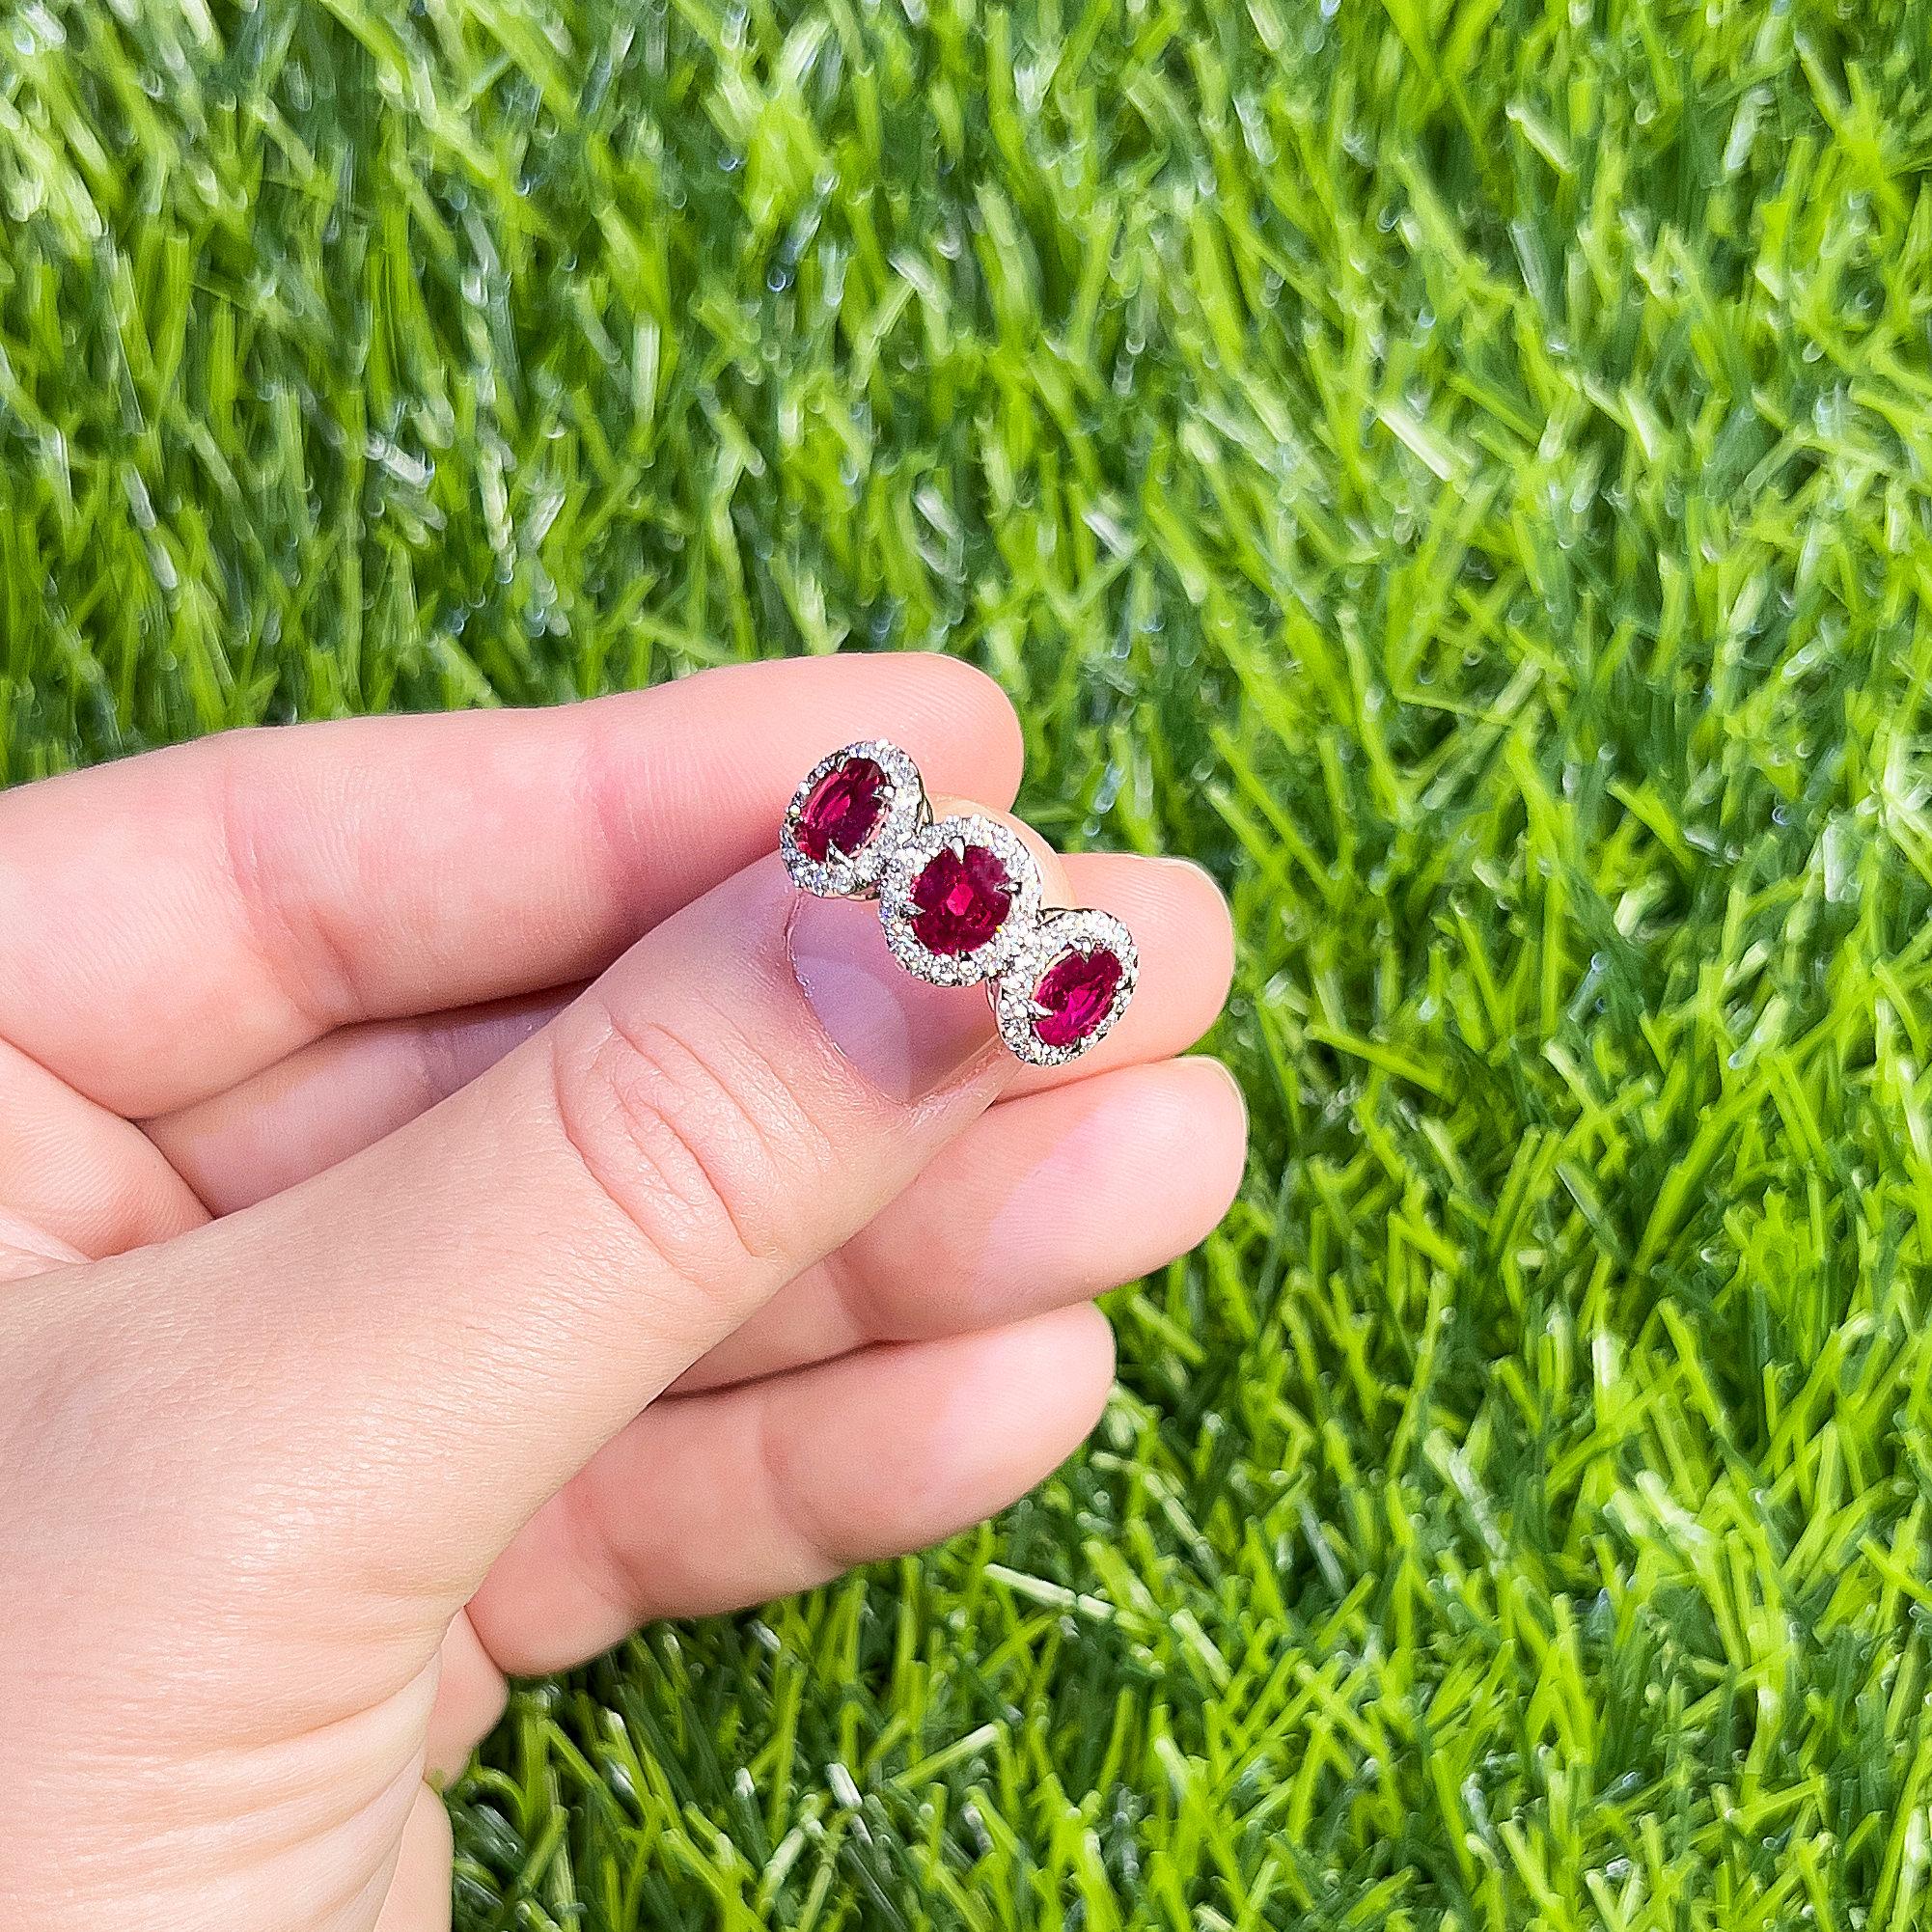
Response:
1033,945,1123,1048
796,756,888,864
909,842,1012,954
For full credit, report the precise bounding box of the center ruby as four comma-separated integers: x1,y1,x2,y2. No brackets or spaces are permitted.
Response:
796,756,888,863
1033,945,1124,1047
909,842,1013,954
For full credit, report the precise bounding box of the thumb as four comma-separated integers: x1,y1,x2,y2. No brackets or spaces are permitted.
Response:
92,831,1055,1605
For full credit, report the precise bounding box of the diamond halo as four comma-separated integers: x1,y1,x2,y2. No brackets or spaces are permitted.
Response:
993,906,1140,1066
780,738,928,898
879,814,1043,987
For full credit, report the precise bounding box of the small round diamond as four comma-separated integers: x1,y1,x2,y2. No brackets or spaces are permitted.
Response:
881,815,1042,986
782,740,928,898
994,908,1138,1065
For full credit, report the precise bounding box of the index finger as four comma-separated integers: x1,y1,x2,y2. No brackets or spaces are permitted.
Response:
0,654,1021,1118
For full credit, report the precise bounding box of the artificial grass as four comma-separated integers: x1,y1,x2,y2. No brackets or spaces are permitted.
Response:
6,0,1932,1925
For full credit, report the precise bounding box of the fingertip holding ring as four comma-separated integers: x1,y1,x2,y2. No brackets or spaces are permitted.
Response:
781,739,1138,1064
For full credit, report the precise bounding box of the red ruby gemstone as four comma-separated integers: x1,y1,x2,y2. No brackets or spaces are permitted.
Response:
1033,945,1123,1048
796,756,888,863
909,842,1013,954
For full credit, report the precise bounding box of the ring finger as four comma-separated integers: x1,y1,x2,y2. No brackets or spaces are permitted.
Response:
679,1051,1246,1394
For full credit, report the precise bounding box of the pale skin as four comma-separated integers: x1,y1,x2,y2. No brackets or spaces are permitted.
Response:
0,655,1243,1930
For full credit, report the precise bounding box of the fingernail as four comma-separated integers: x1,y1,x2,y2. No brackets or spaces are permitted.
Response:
788,895,1000,1102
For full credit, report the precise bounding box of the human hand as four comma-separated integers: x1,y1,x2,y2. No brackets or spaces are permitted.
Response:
0,655,1241,1930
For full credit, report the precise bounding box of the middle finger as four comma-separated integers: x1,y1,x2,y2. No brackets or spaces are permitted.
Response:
146,849,1233,1215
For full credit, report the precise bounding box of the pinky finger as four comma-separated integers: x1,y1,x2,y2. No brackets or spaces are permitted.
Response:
459,1306,1115,1682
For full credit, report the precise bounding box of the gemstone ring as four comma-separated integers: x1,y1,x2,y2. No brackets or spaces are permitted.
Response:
781,738,1139,1063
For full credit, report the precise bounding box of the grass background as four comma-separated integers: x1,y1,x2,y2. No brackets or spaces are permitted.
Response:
5,0,1932,1925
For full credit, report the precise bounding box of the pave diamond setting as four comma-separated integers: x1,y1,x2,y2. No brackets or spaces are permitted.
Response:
880,814,1042,987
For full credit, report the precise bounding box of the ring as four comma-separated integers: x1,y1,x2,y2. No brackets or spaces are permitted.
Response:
782,739,1139,1063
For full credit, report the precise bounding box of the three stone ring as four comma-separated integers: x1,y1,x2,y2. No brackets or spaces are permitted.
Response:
780,739,1138,1066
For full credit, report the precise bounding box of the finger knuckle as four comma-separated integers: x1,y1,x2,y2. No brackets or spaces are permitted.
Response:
756,1391,858,1585
549,1006,816,1296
